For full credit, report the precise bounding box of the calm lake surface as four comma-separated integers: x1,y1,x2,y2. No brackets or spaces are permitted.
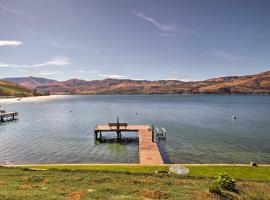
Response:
0,95,270,164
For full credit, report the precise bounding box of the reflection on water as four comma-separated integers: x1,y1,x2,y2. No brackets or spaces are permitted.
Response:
0,95,270,164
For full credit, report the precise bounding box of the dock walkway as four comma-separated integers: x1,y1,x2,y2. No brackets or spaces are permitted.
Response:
94,125,164,165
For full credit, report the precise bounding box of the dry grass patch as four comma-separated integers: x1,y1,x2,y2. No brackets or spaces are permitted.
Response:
73,176,84,181
238,181,270,199
90,176,113,184
138,189,170,199
192,191,219,200
19,184,37,190
126,176,158,185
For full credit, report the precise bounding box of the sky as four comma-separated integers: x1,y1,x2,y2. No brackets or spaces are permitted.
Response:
0,0,270,81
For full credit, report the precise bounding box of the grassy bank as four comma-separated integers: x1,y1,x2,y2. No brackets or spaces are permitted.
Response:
12,164,270,181
0,165,270,199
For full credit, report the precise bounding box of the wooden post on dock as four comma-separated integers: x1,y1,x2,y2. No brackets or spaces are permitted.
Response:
94,130,98,140
99,131,102,140
117,131,121,141
116,116,121,141
152,125,155,142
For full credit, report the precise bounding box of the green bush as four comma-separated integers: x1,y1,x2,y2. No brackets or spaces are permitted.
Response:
209,182,222,195
216,173,236,191
209,173,236,195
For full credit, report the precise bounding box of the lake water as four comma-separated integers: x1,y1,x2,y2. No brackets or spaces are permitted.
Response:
0,95,270,164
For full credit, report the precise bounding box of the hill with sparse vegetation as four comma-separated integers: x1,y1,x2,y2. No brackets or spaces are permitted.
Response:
2,76,58,89
0,80,40,97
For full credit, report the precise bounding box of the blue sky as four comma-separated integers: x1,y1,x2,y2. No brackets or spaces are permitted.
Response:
0,0,270,81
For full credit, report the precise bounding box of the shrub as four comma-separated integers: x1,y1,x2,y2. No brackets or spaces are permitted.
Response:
209,173,236,195
209,182,222,195
216,173,236,191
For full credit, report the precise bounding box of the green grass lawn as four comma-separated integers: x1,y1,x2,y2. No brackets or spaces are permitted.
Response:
0,165,270,200
15,164,270,181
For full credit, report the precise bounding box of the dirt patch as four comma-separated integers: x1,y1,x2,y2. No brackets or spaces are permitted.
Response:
74,176,84,181
19,184,37,190
138,189,169,199
43,178,49,184
67,191,85,200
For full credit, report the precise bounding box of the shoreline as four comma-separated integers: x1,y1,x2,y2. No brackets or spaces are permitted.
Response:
1,93,270,99
3,163,270,167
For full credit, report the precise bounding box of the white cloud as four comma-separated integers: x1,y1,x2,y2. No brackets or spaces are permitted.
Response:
23,28,38,35
32,57,71,67
163,76,195,82
133,11,195,37
0,4,20,15
39,71,61,75
256,35,269,39
0,63,26,68
0,64,11,68
89,70,99,74
17,69,28,72
0,57,71,69
209,50,245,60
77,70,99,74
133,11,176,32
0,40,23,47
159,33,182,38
99,74,126,79
50,42,79,49
50,42,67,49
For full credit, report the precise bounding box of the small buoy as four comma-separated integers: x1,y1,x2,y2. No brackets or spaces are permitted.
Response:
136,113,138,115
69,110,72,113
232,115,236,120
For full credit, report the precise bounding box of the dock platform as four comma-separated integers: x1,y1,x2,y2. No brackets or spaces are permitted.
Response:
0,112,19,123
94,124,164,165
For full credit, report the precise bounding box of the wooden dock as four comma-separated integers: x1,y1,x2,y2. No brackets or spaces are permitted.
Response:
94,124,164,165
0,112,19,123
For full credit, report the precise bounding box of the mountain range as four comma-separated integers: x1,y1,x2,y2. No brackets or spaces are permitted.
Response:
1,71,270,95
